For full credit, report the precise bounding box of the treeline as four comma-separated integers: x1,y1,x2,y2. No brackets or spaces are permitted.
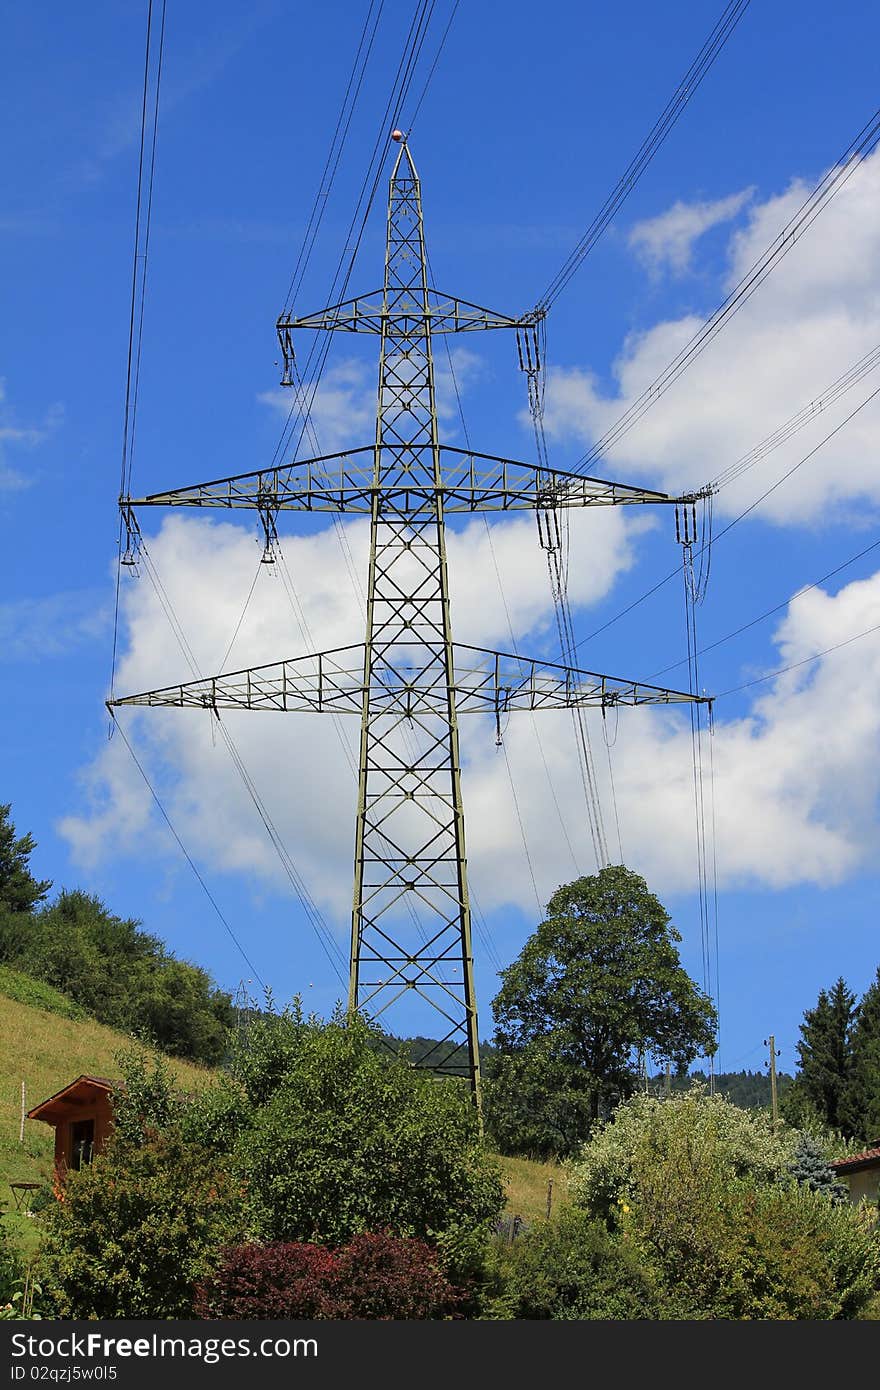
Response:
648,1068,794,1109
0,804,232,1064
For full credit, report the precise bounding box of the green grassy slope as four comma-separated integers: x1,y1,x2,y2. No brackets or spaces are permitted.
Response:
0,969,564,1260
0,972,214,1238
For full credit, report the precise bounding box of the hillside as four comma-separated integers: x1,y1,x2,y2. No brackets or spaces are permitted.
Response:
0,972,562,1260
0,971,214,1203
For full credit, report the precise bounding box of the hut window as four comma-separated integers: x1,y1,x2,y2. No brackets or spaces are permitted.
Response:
70,1119,95,1170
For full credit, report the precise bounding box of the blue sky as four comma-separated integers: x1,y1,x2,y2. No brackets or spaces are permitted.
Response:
3,0,880,1078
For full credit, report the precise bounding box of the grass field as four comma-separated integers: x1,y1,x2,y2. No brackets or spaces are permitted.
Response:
496,1154,571,1224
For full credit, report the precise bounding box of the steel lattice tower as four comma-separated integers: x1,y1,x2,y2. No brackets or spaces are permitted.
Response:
113,138,708,1101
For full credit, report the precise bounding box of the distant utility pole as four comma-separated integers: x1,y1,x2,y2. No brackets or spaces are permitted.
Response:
764,1035,781,1126
664,1062,671,1098
112,136,710,1103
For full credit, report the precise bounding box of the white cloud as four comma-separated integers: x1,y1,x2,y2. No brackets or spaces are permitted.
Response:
258,347,485,454
60,505,642,888
628,188,753,275
542,148,880,525
62,519,880,924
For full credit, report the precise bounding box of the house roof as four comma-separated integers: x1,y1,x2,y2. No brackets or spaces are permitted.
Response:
829,1143,880,1175
27,1075,115,1125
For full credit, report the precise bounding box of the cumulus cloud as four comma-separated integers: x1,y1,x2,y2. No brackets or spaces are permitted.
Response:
258,347,485,454
542,149,880,524
628,188,753,275
61,516,880,924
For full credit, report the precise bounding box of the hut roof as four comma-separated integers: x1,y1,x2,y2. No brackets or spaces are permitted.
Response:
27,1075,116,1125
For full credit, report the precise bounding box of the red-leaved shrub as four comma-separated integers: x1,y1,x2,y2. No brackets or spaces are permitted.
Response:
195,1232,462,1320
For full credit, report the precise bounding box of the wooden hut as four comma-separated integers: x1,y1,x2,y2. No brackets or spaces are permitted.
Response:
27,1075,115,1181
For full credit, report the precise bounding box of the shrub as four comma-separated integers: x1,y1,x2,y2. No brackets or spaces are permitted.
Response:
484,1208,681,1320
196,1233,462,1320
38,1129,244,1319
195,1242,336,1319
0,1225,22,1305
625,1173,880,1320
0,964,84,1019
231,1006,504,1256
571,1087,799,1225
566,1085,880,1318
330,1233,462,1319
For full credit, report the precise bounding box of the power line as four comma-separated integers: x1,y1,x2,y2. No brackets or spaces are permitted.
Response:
133,540,348,982
649,533,880,681
534,0,752,313
110,0,167,713
268,0,445,476
715,619,880,698
571,104,880,475
710,340,880,491
573,376,880,656
281,0,386,318
108,709,266,988
405,0,460,134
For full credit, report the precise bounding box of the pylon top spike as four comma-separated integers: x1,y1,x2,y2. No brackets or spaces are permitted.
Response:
389,131,418,183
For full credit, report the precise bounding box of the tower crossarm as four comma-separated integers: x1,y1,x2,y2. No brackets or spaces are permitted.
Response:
277,289,537,338
108,641,709,718
450,644,710,713
108,645,367,716
121,446,704,516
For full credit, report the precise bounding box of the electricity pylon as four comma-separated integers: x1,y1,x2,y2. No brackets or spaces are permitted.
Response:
112,136,709,1103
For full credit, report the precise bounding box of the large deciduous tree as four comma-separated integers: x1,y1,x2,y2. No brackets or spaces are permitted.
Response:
487,866,716,1155
795,977,857,1132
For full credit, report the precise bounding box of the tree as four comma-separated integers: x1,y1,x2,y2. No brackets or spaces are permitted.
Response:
0,803,51,959
841,967,880,1144
10,889,233,1063
488,866,716,1154
795,977,857,1131
787,1133,850,1204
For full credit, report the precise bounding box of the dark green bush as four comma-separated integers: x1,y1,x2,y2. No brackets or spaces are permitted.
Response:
231,1007,504,1260
485,1208,680,1320
38,1129,244,1319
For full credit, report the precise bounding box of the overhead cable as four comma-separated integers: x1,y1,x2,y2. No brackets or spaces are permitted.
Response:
534,0,752,314
572,104,880,474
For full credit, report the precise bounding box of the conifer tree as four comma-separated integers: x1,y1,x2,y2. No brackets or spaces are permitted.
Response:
786,1134,849,1204
0,803,51,916
0,802,52,960
840,968,880,1145
795,978,857,1131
